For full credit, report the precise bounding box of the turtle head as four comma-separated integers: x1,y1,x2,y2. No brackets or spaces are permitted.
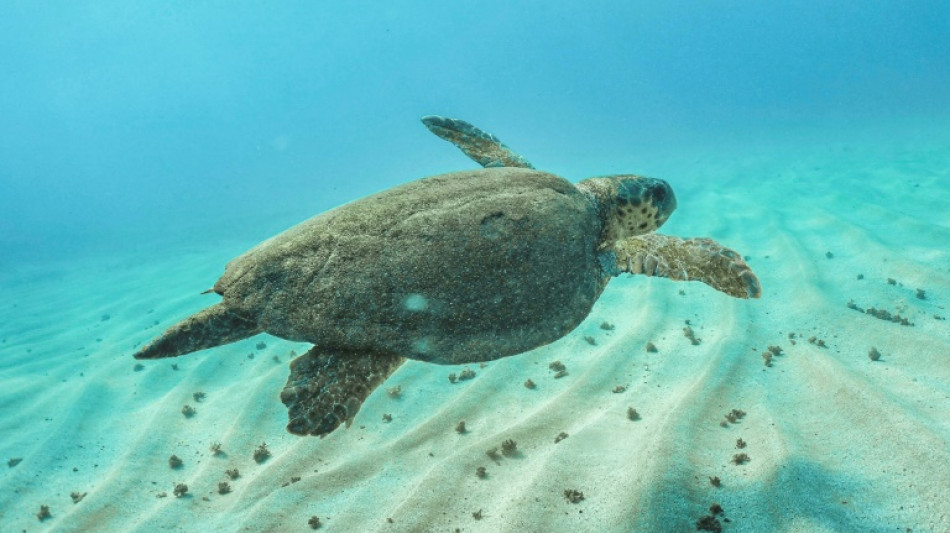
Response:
577,175,677,244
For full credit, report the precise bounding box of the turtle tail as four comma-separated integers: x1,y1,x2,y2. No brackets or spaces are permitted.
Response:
133,303,262,359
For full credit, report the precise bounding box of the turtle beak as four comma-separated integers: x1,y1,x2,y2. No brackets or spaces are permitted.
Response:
650,179,677,228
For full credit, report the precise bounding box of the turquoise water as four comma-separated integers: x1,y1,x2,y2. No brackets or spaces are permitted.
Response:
3,2,948,264
2,3,949,532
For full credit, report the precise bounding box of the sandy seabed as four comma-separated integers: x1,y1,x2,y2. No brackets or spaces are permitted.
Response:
1,136,949,533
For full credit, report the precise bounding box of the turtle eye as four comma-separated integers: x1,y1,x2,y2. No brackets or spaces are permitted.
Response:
653,185,666,203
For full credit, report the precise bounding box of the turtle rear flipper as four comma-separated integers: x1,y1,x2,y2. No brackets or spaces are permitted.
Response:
612,233,762,299
133,303,262,359
422,115,535,169
281,348,406,437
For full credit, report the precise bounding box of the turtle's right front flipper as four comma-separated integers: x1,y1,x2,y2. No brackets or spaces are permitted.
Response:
421,115,534,169
133,303,262,359
610,233,762,299
281,348,406,437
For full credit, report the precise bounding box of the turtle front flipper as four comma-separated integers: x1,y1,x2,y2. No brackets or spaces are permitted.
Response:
134,303,262,359
421,115,535,169
281,348,406,437
609,234,762,299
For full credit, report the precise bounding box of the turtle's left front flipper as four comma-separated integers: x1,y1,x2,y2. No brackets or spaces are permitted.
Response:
281,348,406,437
421,115,535,169
610,233,762,299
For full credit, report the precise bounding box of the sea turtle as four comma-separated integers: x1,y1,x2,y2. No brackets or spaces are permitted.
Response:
134,116,761,437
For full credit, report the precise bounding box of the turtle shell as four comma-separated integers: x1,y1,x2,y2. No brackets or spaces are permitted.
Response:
215,167,605,364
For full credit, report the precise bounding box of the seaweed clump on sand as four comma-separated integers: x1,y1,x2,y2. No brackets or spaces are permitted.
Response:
449,368,477,383
696,503,728,530
696,514,723,532
865,306,914,326
805,336,827,348
683,325,700,345
720,408,746,427
846,300,914,326
563,489,585,503
253,442,271,463
731,453,750,465
37,504,51,521
763,344,784,366
548,360,568,379
697,503,728,530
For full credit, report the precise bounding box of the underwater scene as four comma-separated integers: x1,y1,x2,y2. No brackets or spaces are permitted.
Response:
1,2,949,532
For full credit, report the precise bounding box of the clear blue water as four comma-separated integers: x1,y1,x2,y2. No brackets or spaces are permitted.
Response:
2,3,949,532
2,1,948,263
